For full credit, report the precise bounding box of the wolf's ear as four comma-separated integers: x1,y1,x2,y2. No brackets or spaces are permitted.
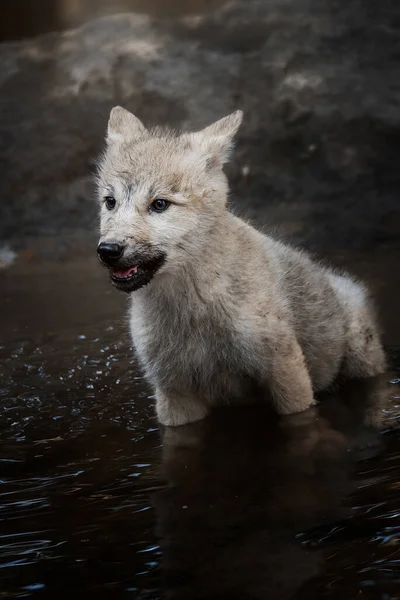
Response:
107,106,147,145
194,110,243,167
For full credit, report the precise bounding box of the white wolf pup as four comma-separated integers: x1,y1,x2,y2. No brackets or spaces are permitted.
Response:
97,107,386,426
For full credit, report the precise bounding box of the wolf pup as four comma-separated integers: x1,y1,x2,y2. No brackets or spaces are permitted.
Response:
96,107,385,426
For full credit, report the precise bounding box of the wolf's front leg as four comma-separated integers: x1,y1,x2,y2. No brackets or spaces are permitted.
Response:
155,387,209,427
264,325,316,415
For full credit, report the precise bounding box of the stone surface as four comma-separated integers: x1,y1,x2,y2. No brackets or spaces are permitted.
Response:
0,0,399,256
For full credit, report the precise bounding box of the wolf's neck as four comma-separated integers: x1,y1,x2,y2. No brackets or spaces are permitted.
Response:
180,211,233,273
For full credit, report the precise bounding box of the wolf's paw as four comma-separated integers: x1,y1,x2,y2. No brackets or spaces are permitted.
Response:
156,390,209,427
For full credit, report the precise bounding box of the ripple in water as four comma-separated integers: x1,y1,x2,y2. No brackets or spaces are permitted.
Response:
1,324,399,598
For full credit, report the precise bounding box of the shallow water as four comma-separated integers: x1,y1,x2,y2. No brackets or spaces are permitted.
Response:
1,259,399,599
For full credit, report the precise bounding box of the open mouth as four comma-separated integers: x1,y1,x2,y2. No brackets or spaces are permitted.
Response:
109,254,166,293
112,264,138,280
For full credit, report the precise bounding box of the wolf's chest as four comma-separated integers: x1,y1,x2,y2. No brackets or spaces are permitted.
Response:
129,299,248,393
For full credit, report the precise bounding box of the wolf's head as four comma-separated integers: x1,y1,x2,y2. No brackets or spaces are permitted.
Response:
96,107,242,292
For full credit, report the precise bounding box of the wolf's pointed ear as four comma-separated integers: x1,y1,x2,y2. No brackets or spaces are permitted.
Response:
194,110,243,166
107,106,147,145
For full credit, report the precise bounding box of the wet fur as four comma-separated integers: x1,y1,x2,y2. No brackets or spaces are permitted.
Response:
97,107,386,426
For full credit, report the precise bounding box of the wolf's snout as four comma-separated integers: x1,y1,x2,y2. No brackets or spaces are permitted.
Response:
97,242,125,265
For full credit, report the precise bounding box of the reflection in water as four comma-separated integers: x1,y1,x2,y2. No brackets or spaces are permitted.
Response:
0,260,399,598
155,377,400,600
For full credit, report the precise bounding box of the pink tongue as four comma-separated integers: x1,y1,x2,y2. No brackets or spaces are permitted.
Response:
113,265,138,278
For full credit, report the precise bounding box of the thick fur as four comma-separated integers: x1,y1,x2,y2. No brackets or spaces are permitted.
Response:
97,107,386,426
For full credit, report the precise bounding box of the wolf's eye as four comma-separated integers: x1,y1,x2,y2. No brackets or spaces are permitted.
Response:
150,198,170,213
104,196,116,210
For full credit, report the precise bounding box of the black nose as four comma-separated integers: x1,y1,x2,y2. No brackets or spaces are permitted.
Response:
97,242,124,264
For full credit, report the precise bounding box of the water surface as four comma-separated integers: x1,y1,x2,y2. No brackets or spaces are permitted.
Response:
1,259,399,599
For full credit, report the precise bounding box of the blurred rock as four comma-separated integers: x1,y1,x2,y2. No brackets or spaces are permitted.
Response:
0,0,399,254
0,245,17,268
